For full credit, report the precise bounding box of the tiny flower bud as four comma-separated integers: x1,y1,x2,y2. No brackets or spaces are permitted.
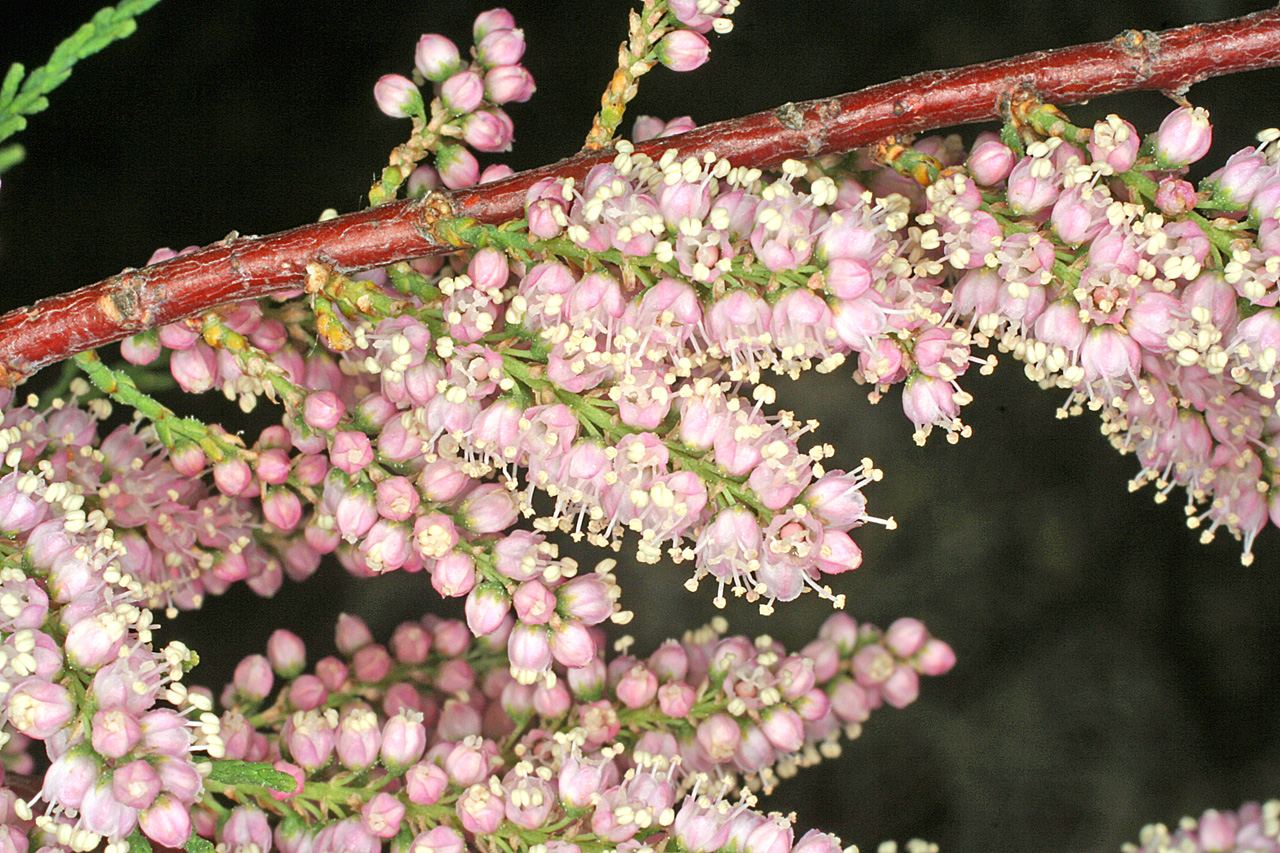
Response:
374,74,423,118
1152,105,1213,168
657,29,711,72
415,34,461,81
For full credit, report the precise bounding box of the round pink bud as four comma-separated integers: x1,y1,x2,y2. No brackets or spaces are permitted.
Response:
92,708,142,759
65,612,127,670
316,656,349,691
657,29,710,72
285,709,336,771
352,644,393,684
484,64,535,104
170,344,218,392
851,643,895,686
967,138,1016,185
335,488,378,540
461,483,518,533
267,629,307,678
884,617,929,658
462,108,514,153
335,613,373,656
255,448,292,485
759,705,805,753
918,638,957,675
330,430,374,475
213,456,254,497
433,619,473,656
233,654,274,703
391,622,432,664
615,664,659,709
405,761,450,805
222,807,272,852
473,8,517,40
476,27,525,68
467,247,511,292
657,681,697,717
901,373,960,433
437,144,480,189
336,706,382,771
375,476,419,521
558,574,615,625
121,331,161,365
1079,325,1140,385
431,551,477,598
380,711,427,772
567,655,607,699
304,391,346,431
1087,115,1140,173
1005,155,1060,215
815,528,862,574
532,680,572,717
374,74,423,118
825,257,872,300
1152,106,1213,168
415,34,461,82
881,664,920,708
695,711,742,762
509,622,553,678
362,792,406,839
170,442,207,478
112,757,162,808
410,825,465,853
139,793,192,849
550,619,597,669
441,70,485,115
1204,147,1272,207
512,579,557,625
648,641,690,682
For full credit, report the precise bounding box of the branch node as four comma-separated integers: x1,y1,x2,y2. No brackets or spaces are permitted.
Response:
98,270,151,330
1112,28,1160,80
774,102,804,132
418,190,457,244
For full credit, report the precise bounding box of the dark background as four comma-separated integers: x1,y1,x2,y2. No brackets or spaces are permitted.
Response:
2,2,1279,851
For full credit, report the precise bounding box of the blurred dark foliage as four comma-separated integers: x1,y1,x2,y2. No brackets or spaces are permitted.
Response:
1,2,1279,851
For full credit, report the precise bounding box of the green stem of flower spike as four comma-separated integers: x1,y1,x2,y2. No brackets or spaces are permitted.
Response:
72,350,241,461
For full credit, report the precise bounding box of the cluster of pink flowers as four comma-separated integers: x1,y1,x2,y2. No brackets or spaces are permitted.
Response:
191,609,951,853
374,7,535,188
1123,801,1280,853
0,386,216,851
7,1,1280,850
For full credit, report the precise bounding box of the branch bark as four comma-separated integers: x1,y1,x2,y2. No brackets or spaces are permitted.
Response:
2,8,1280,387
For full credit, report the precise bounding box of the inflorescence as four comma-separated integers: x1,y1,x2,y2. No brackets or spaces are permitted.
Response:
2,1,1280,850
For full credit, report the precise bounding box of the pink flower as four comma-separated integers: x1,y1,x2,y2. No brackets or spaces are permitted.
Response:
1152,105,1213,168
361,791,405,838
441,70,485,115
374,74,422,118
415,34,460,81
657,29,711,72
7,679,74,738
139,793,192,848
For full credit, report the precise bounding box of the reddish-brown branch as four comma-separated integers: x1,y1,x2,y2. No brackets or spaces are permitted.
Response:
2,8,1280,387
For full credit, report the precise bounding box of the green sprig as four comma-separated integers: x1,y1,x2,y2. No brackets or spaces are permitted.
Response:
72,349,240,461
0,0,161,171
